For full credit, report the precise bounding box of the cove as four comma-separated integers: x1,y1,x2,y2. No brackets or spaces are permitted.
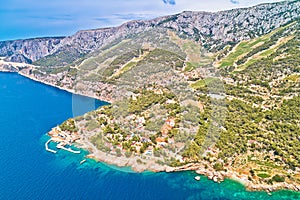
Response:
0,72,299,200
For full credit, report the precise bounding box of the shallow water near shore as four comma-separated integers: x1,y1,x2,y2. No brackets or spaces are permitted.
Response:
0,72,299,200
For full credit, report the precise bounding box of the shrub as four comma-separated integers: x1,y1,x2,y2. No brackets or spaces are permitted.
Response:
272,174,285,182
257,173,271,179
213,162,224,171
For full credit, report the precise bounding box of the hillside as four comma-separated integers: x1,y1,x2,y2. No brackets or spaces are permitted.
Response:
0,0,299,65
0,0,299,192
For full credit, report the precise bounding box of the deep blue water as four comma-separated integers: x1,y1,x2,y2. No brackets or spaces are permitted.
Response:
0,72,299,200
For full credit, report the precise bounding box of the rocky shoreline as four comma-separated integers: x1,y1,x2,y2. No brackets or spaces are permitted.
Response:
1,63,299,193
77,137,300,193
166,163,300,193
0,61,113,103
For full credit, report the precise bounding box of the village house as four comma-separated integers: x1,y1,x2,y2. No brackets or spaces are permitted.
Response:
161,118,176,137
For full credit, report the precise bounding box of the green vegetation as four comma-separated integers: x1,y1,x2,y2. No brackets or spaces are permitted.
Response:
86,120,99,131
140,48,185,70
110,50,140,68
213,162,224,171
257,173,271,179
272,174,285,182
128,89,167,114
284,74,300,82
191,77,219,89
59,119,78,132
34,49,85,67
100,50,141,78
219,40,257,67
184,62,196,72
90,134,104,150
118,62,137,74
219,22,295,69
47,18,300,187
145,120,165,132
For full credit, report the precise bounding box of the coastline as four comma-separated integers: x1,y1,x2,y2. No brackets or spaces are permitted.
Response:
1,65,299,193
76,137,300,193
18,71,112,103
0,61,113,103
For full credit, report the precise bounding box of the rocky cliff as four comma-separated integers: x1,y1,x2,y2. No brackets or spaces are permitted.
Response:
1,1,300,192
0,37,64,63
0,0,299,65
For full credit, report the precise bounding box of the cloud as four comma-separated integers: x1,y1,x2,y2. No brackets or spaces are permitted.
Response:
230,0,239,4
28,15,73,21
113,13,156,20
163,0,176,5
92,13,157,29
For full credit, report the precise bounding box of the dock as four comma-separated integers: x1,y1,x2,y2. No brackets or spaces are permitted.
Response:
45,138,80,154
56,143,80,154
45,139,57,154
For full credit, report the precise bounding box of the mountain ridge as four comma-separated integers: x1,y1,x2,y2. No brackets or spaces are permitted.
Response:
0,0,299,65
0,0,300,192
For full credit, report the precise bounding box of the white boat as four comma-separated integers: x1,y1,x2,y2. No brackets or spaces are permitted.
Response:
194,176,201,181
80,159,87,165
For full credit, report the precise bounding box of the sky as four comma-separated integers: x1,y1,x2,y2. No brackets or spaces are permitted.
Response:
0,0,284,41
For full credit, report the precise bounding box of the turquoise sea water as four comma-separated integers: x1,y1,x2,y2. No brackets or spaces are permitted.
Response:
0,72,299,200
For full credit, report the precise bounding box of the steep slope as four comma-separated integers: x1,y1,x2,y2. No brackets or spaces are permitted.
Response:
0,0,299,192
0,37,64,63
41,19,300,191
0,0,299,66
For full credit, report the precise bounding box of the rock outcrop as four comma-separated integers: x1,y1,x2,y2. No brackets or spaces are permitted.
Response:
0,0,299,65
0,37,64,63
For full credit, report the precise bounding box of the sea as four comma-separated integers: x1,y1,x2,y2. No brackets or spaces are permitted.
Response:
0,72,299,200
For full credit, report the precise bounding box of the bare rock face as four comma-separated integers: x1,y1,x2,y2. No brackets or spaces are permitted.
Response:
5,53,32,63
0,37,64,63
160,1,300,48
0,0,299,64
53,20,154,56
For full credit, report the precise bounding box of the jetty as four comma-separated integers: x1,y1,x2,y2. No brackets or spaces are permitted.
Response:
45,139,57,154
45,139,80,154
56,142,80,154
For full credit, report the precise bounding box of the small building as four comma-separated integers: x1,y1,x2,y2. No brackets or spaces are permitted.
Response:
166,118,175,127
136,116,145,125
156,137,166,143
166,99,176,104
160,118,176,137
145,150,153,156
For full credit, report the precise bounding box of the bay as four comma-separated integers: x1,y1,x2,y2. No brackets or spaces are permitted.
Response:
0,72,299,200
